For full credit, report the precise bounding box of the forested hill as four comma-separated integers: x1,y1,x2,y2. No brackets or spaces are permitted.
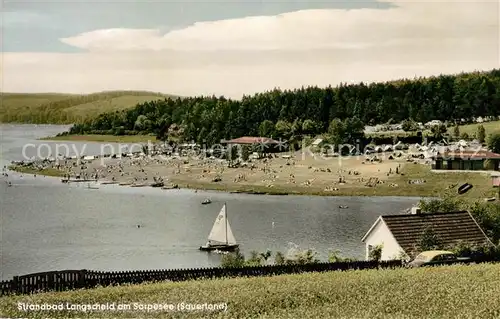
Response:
0,91,177,124
68,69,500,145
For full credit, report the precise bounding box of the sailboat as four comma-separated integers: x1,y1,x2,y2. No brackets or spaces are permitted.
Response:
199,203,239,252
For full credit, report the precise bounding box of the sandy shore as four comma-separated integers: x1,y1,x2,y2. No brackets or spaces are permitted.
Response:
9,149,438,196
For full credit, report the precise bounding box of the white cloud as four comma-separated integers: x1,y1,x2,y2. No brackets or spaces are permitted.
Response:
3,0,500,98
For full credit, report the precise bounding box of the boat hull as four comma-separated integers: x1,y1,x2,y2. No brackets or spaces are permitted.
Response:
458,183,473,195
199,244,239,252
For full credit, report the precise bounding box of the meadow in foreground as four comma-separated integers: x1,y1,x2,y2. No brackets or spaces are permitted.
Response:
1,263,499,319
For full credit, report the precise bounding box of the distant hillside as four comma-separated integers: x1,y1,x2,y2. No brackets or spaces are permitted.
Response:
0,91,180,124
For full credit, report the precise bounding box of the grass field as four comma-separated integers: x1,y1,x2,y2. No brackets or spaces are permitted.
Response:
8,165,66,177
1,264,499,318
0,91,178,124
40,134,157,143
450,120,500,137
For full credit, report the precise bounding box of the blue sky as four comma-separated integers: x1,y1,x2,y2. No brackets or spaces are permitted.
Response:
2,1,498,96
3,0,391,52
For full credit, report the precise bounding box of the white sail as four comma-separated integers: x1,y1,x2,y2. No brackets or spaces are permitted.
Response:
207,204,237,245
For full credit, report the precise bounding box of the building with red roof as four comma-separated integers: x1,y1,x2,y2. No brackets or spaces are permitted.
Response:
222,136,287,153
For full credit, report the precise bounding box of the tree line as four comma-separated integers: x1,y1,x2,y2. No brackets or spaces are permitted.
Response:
68,69,500,145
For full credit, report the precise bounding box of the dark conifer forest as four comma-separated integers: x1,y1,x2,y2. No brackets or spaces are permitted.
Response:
68,69,500,145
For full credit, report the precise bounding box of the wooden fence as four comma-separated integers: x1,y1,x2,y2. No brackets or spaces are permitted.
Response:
0,260,402,296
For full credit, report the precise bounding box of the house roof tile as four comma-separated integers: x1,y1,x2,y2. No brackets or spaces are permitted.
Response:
225,136,280,144
435,151,500,160
381,211,492,256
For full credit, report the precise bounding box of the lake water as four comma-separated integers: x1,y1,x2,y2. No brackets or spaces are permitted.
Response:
0,124,419,280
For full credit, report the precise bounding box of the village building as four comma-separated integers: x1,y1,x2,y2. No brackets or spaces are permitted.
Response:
431,151,500,171
361,209,493,261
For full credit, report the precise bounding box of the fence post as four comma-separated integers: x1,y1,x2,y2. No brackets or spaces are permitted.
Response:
12,276,19,294
78,270,86,288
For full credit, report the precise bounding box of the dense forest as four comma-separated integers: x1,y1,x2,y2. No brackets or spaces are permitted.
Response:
68,69,500,145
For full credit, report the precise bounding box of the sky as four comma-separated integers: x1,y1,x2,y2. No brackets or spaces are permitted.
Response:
1,0,499,98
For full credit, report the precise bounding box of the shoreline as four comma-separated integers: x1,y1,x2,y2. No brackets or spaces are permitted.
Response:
5,166,427,200
5,165,418,197
7,139,497,199
7,162,494,198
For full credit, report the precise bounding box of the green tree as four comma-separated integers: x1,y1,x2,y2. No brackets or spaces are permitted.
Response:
274,251,286,265
328,250,357,262
275,120,292,139
167,123,185,143
220,248,246,268
476,125,486,143
285,249,320,265
430,123,447,140
453,125,460,138
368,245,383,261
302,119,318,136
460,132,470,140
226,145,239,163
402,119,417,132
246,251,264,266
468,202,500,243
417,227,443,252
328,118,345,145
241,145,250,161
343,116,364,144
259,120,275,137
419,196,463,213
134,115,148,131
487,133,500,153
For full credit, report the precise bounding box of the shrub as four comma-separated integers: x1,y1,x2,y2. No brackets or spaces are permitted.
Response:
368,245,383,261
220,248,246,268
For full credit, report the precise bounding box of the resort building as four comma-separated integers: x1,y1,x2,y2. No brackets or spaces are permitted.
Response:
431,151,500,171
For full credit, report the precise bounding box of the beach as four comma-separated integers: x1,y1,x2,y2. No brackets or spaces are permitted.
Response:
8,147,497,198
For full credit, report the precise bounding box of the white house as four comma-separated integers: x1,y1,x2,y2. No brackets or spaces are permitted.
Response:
361,209,493,261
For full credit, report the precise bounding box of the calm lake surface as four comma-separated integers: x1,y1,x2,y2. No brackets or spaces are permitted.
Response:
0,124,419,280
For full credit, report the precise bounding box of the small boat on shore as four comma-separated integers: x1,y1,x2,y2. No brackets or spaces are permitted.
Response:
100,181,117,185
485,197,496,202
62,179,97,183
130,183,147,187
150,182,164,188
201,198,212,205
162,184,179,190
457,183,473,195
200,203,239,252
119,182,133,186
